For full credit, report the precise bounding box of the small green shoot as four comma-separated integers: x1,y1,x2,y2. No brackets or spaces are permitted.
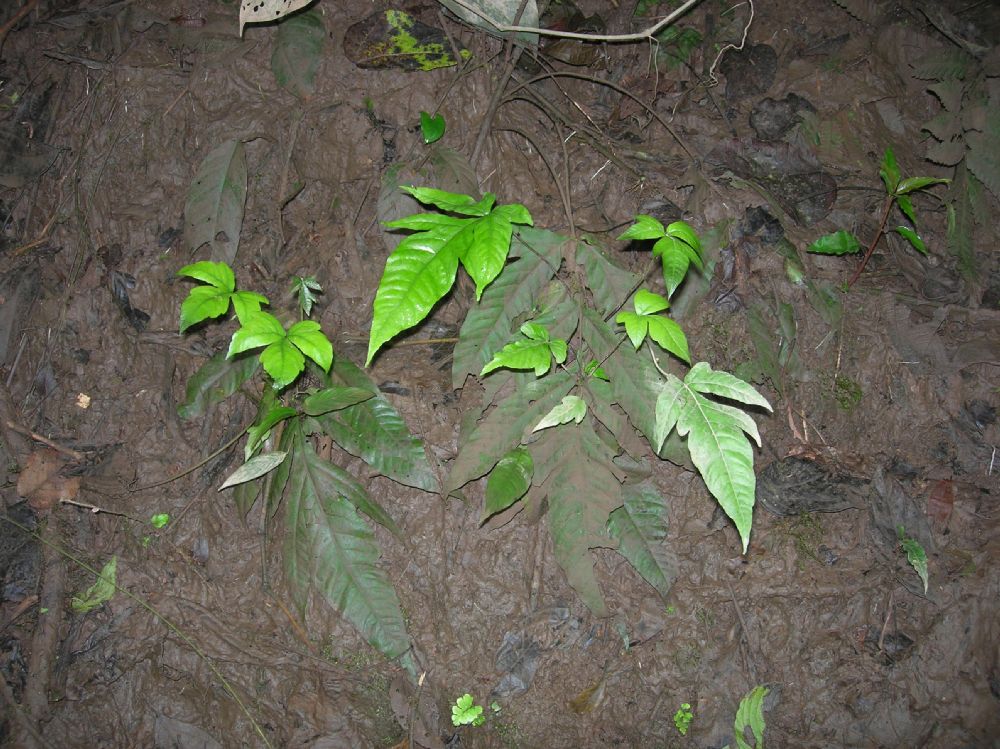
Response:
808,148,948,289
615,288,690,364
481,322,567,377
149,513,170,529
490,700,501,713
290,275,323,317
897,525,929,593
451,693,485,727
420,110,446,144
71,556,117,613
673,702,694,735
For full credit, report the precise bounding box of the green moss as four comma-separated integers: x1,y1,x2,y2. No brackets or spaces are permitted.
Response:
833,375,863,411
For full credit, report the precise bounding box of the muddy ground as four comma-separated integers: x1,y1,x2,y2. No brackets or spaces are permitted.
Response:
0,0,999,747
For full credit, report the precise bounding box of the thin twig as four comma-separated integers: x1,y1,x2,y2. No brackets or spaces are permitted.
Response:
0,0,39,51
4,419,85,461
124,428,247,494
447,0,702,42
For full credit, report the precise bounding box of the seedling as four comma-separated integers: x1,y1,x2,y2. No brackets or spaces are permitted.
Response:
419,110,446,144
149,513,170,529
808,147,948,288
673,702,694,735
177,260,432,677
451,693,485,727
897,525,929,593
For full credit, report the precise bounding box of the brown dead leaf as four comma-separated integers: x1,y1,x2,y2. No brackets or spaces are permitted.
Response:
927,479,954,530
17,448,81,512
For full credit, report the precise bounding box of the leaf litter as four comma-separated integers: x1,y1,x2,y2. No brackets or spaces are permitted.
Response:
0,0,999,747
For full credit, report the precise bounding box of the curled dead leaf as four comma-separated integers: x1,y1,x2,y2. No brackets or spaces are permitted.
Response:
17,449,81,512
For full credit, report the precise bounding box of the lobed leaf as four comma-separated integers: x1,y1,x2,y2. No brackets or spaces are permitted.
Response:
576,239,641,317
447,371,574,492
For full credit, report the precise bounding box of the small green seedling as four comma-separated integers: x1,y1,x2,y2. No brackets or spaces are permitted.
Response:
673,702,694,735
451,693,485,727
290,275,323,318
177,261,333,391
420,111,446,144
808,147,948,288
897,525,929,593
71,556,117,613
490,700,501,714
150,513,170,529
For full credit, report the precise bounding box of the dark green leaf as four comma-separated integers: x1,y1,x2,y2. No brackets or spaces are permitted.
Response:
880,147,900,194
283,422,412,673
271,6,325,99
895,176,949,195
177,352,260,420
483,447,533,522
316,358,438,492
183,140,247,264
894,225,927,254
245,406,298,460
607,482,676,599
303,386,375,416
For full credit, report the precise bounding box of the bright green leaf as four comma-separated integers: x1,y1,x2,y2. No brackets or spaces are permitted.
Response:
287,320,333,372
655,363,771,552
646,316,690,364
880,147,900,194
481,327,566,377
71,556,117,613
894,225,927,254
807,230,861,255
483,447,533,522
228,311,286,356
420,111,446,144
896,194,917,226
451,694,484,727
895,176,949,195
732,685,769,749
533,395,587,432
219,451,288,490
633,288,669,315
291,275,322,317
665,220,702,258
898,527,929,593
402,186,494,216
231,290,268,324
180,285,234,332
149,513,170,528
616,311,649,349
177,261,235,291
260,338,306,389
617,214,666,241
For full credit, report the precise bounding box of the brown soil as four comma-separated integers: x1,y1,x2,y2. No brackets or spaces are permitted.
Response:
1,1,998,747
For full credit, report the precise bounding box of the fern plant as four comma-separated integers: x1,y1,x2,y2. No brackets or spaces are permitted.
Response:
912,46,998,281
369,188,770,616
177,262,436,675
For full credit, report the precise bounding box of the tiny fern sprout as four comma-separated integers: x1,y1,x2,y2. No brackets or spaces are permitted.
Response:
451,694,485,727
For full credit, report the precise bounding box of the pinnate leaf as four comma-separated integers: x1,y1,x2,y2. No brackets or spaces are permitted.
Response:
655,363,771,552
283,421,412,672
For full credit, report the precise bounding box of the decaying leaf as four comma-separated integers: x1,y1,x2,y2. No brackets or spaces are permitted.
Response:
17,449,81,512
343,10,470,71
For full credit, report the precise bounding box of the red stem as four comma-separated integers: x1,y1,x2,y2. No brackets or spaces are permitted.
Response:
847,195,895,289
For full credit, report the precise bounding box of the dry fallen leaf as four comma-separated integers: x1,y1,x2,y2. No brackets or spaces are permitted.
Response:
17,449,81,512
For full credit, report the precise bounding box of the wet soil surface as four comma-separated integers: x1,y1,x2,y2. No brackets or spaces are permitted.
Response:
1,0,999,747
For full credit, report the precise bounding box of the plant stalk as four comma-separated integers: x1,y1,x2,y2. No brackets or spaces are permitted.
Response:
847,194,894,289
